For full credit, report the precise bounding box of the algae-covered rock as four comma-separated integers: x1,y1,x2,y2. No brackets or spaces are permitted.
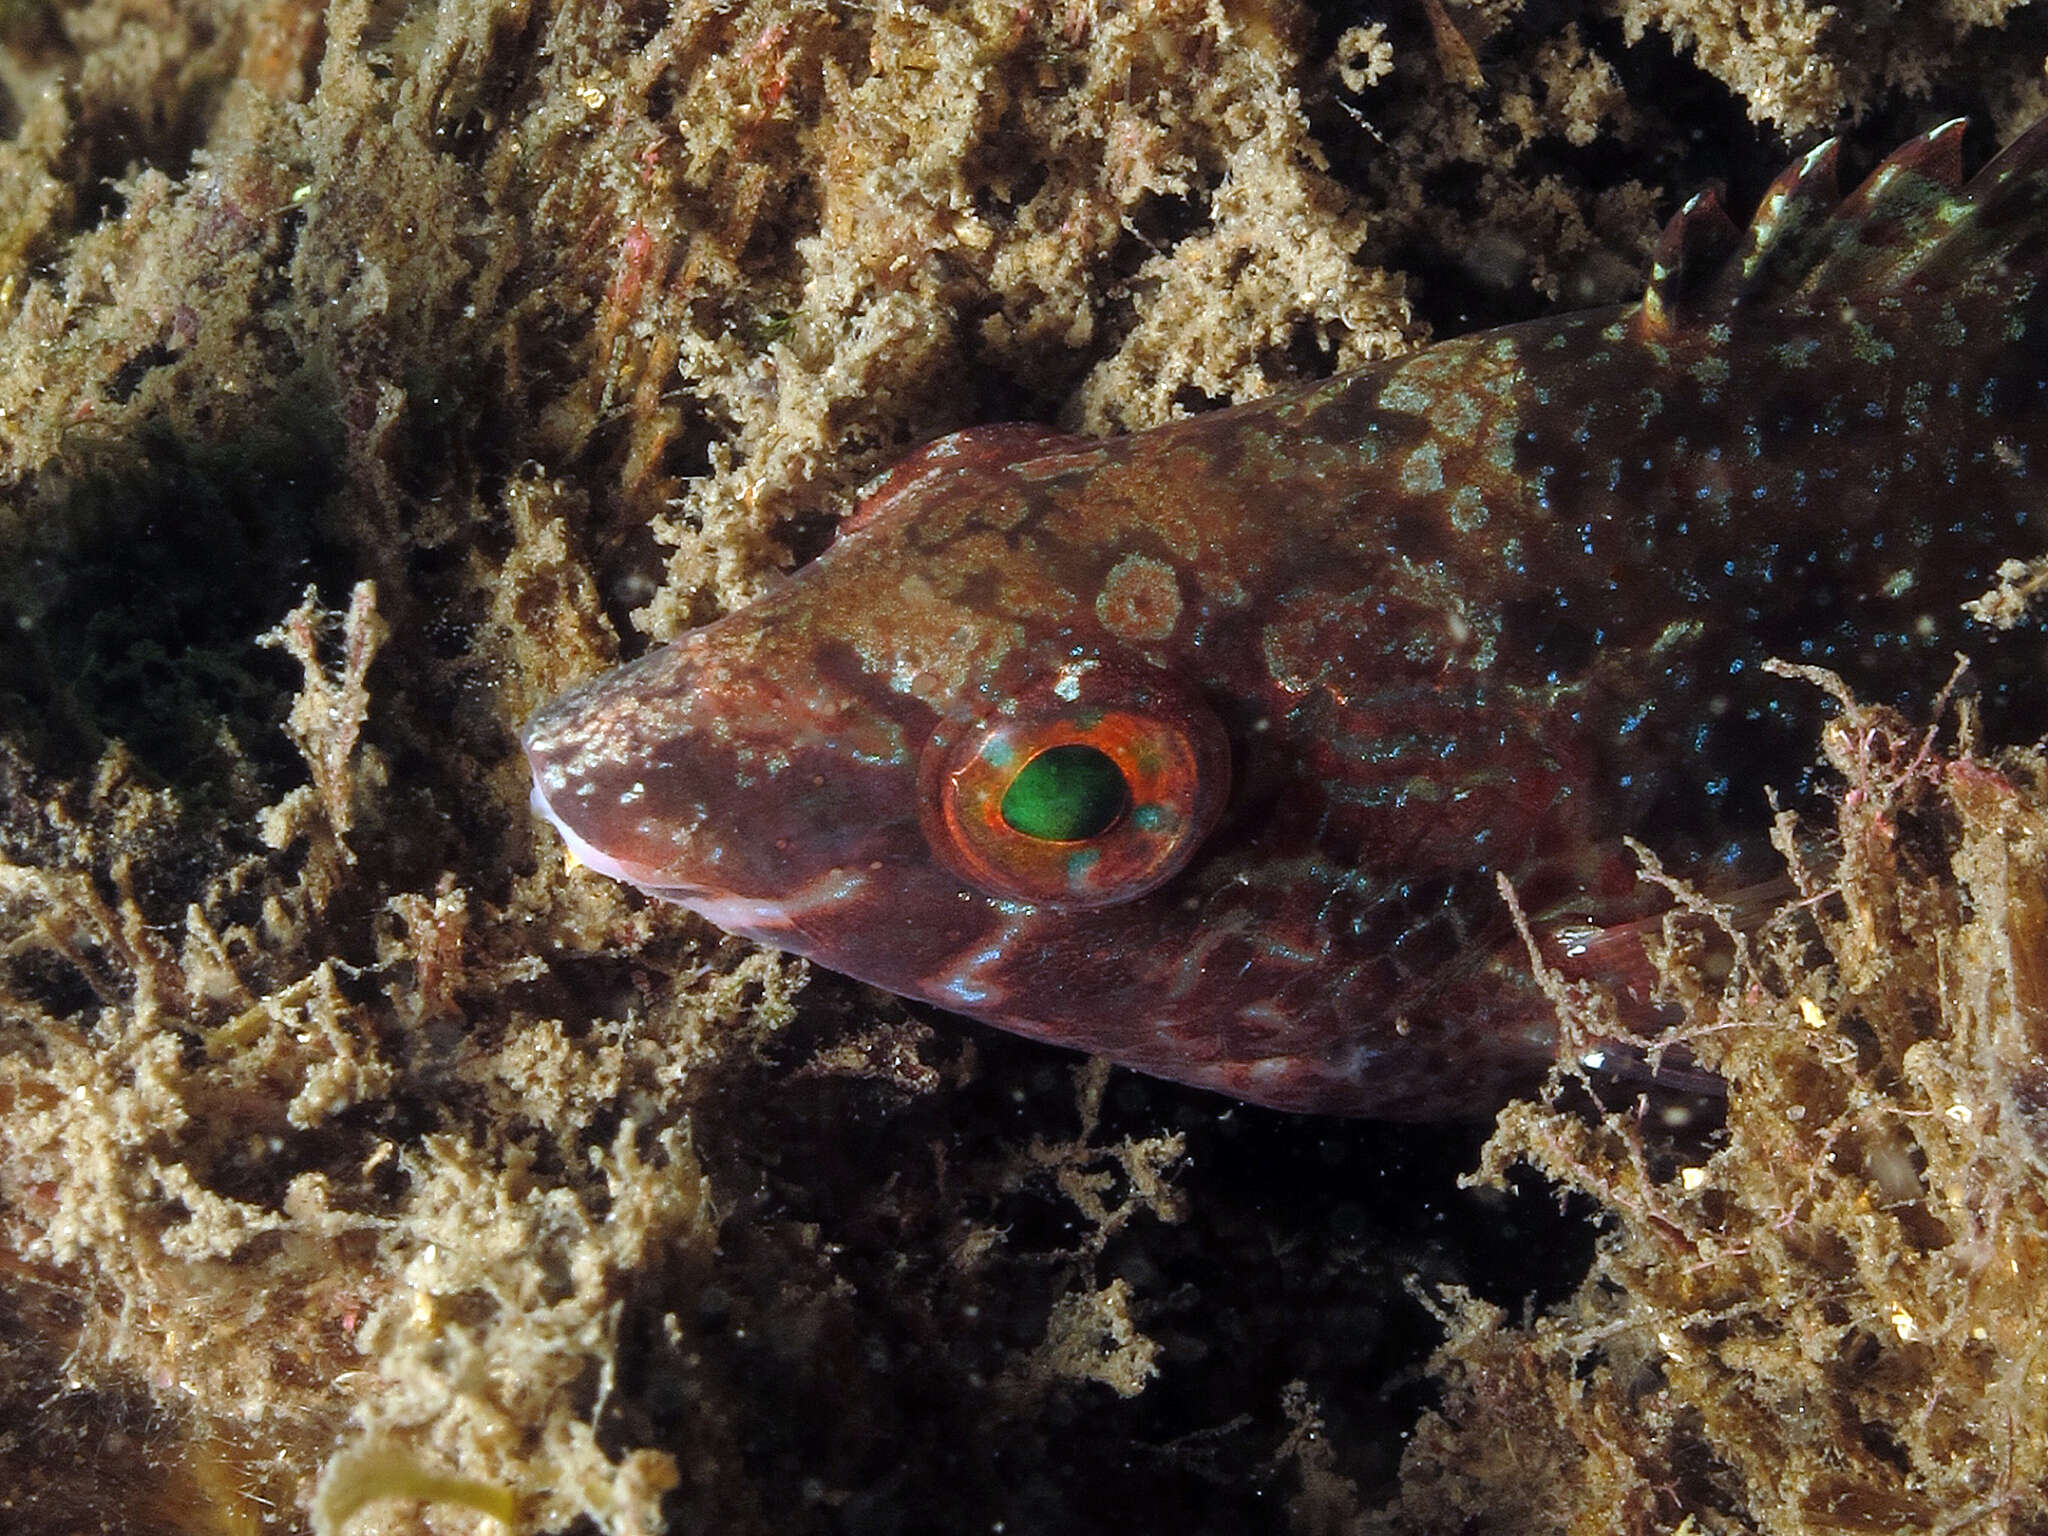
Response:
3,1,2048,1533
1376,692,2048,1534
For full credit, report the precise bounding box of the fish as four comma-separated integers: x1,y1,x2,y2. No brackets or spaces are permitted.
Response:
524,117,2048,1118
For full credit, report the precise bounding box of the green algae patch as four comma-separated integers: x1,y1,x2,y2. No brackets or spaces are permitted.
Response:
5,2,2048,1535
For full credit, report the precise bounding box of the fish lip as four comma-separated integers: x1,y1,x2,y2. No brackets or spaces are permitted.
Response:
666,889,806,944
527,783,657,887
525,784,807,941
525,777,693,894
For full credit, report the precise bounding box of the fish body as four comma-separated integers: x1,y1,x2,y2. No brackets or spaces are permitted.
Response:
527,120,2048,1117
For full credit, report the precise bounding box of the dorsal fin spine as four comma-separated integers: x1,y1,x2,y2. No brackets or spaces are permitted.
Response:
1797,120,1973,299
1727,139,1841,302
1633,189,1738,341
1631,116,2048,336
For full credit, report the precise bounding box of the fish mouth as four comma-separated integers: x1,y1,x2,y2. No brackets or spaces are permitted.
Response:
527,783,654,887
527,785,805,939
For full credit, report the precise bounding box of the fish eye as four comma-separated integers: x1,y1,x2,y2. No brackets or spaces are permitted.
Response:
918,665,1229,908
1000,744,1130,841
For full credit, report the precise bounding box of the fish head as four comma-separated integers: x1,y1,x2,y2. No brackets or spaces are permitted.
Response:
522,413,1578,1115
522,431,1234,1005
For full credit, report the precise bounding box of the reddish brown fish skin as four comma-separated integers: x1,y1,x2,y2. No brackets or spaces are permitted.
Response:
527,121,2048,1117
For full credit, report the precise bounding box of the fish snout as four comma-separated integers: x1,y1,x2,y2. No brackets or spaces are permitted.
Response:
521,640,928,920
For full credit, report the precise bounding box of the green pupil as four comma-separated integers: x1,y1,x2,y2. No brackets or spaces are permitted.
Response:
1000,745,1130,842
